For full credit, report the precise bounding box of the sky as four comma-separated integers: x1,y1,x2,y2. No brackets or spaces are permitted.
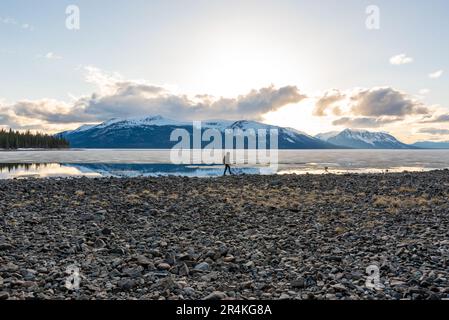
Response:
0,0,448,143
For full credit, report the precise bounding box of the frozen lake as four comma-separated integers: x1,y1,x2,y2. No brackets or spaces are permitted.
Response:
1,149,449,178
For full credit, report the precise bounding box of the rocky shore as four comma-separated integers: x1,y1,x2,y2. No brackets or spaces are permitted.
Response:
1,171,449,300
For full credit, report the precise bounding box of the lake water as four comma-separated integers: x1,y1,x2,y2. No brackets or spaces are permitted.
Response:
1,149,449,179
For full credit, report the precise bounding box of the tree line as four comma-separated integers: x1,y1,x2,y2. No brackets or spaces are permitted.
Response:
0,129,70,149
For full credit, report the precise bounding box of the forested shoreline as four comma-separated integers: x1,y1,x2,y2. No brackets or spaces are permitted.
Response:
0,129,69,149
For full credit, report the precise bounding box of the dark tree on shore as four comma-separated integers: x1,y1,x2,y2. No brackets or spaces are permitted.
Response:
0,129,70,149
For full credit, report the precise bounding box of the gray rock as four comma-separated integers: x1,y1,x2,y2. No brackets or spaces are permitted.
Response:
204,291,226,300
183,287,195,296
94,239,106,249
122,266,144,278
178,263,190,276
291,278,305,289
101,228,112,236
279,293,290,300
0,291,9,300
135,255,152,267
2,173,449,300
118,279,136,291
157,263,171,271
0,243,13,251
332,284,348,292
194,262,210,272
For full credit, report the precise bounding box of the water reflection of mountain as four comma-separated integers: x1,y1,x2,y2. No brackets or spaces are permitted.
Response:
62,163,273,177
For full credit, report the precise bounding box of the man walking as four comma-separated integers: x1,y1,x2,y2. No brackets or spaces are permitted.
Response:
223,152,233,176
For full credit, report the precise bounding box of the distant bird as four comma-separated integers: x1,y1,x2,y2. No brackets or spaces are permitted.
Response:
324,167,329,173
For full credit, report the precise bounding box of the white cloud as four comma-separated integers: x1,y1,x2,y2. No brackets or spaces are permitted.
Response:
389,54,414,65
420,114,449,123
1,16,33,31
418,128,449,135
0,66,442,138
419,89,430,95
84,66,125,95
429,70,443,79
0,17,17,25
332,116,403,128
313,87,434,131
44,52,63,60
314,87,428,119
0,67,306,131
22,23,34,31
313,89,344,116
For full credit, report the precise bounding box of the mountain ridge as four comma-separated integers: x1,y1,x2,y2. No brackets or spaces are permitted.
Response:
315,129,415,149
411,141,449,149
59,115,338,149
59,116,427,149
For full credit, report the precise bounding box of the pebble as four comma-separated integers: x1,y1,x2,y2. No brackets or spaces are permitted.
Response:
291,278,305,289
118,279,136,291
135,255,153,267
279,294,290,300
0,243,13,251
203,291,226,300
0,292,10,300
0,172,448,300
194,262,210,272
94,239,106,249
157,263,171,271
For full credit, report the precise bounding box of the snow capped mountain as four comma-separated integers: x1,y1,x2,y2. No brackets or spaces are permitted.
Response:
59,118,417,149
315,131,340,141
59,115,338,149
94,115,188,129
65,124,97,134
315,129,414,149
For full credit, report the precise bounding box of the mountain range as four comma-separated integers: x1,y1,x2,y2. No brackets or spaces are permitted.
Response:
58,116,337,149
315,129,414,149
59,115,445,149
410,141,449,149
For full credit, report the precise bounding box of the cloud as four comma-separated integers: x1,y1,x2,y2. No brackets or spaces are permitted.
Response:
429,70,443,79
44,52,62,60
313,89,344,116
80,84,305,122
418,128,449,135
76,66,306,121
312,87,432,130
390,54,413,65
0,16,34,31
10,99,91,123
350,87,428,117
0,113,17,126
21,24,34,31
420,114,449,123
0,67,439,135
332,116,403,128
419,89,430,95
0,17,17,25
0,67,306,130
84,66,123,95
314,87,428,119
